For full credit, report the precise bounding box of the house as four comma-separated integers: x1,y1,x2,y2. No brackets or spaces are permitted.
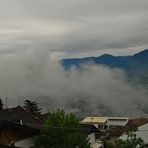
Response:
0,106,42,148
0,120,39,147
107,117,129,128
120,118,148,144
81,116,129,146
7,106,42,128
82,117,108,131
81,116,128,147
82,116,129,131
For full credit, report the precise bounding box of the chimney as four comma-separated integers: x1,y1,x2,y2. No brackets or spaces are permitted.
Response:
5,97,8,109
20,120,23,125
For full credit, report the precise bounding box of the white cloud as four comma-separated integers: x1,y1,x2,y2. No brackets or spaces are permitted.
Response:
0,0,148,57
0,49,147,116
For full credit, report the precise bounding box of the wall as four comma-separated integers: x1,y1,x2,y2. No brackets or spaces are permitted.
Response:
15,137,35,148
120,123,148,143
137,123,148,143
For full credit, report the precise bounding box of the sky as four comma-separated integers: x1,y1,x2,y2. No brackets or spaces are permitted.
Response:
0,0,148,59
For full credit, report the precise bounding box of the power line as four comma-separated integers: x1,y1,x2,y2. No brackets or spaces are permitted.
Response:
13,122,148,132
14,122,96,131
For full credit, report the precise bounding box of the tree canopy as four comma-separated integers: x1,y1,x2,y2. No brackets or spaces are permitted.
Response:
35,109,90,148
23,99,41,116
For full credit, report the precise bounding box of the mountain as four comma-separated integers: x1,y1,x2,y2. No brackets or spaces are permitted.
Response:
61,49,148,71
61,49,148,86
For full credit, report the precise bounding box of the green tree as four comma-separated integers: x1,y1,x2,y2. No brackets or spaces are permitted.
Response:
23,99,41,116
35,109,90,148
103,127,145,148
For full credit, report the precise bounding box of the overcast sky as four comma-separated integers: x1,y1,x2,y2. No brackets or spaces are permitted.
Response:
0,0,148,59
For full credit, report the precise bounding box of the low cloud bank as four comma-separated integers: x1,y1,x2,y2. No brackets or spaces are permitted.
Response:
0,49,147,116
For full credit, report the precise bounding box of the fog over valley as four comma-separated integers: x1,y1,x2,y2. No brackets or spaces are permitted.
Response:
0,0,148,117
0,49,147,117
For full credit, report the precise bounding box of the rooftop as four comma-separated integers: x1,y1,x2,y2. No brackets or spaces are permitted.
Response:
127,118,148,127
82,117,108,124
0,106,42,129
108,117,129,120
82,116,129,124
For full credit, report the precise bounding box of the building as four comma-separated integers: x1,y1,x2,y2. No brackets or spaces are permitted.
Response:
82,116,129,131
0,120,39,147
0,106,42,148
81,116,129,147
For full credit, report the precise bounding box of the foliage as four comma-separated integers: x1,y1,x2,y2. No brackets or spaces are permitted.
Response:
35,109,90,148
103,127,145,148
23,99,41,116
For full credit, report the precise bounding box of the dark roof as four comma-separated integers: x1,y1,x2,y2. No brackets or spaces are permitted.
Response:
0,106,41,129
37,113,50,124
0,110,19,122
9,106,41,126
0,120,40,134
127,118,148,128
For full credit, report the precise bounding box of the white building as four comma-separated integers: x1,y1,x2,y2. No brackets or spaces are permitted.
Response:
82,116,129,131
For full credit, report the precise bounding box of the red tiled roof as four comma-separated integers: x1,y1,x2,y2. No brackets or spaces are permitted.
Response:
127,118,148,128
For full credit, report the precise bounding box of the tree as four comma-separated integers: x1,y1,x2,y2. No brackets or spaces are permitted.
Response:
0,98,3,110
23,99,41,116
103,127,145,148
35,109,90,148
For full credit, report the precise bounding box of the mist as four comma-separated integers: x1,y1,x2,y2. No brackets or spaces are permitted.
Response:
0,49,147,117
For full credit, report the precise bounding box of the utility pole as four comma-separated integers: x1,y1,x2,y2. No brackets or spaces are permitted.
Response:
5,97,8,109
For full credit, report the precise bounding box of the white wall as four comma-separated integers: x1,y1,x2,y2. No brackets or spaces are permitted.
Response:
88,133,96,145
15,137,34,148
107,119,128,126
137,123,148,143
120,123,148,143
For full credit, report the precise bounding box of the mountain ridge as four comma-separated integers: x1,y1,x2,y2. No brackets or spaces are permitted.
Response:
61,49,148,72
61,49,148,87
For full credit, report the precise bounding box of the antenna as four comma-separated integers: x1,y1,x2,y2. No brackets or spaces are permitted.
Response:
18,97,21,106
5,97,8,109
